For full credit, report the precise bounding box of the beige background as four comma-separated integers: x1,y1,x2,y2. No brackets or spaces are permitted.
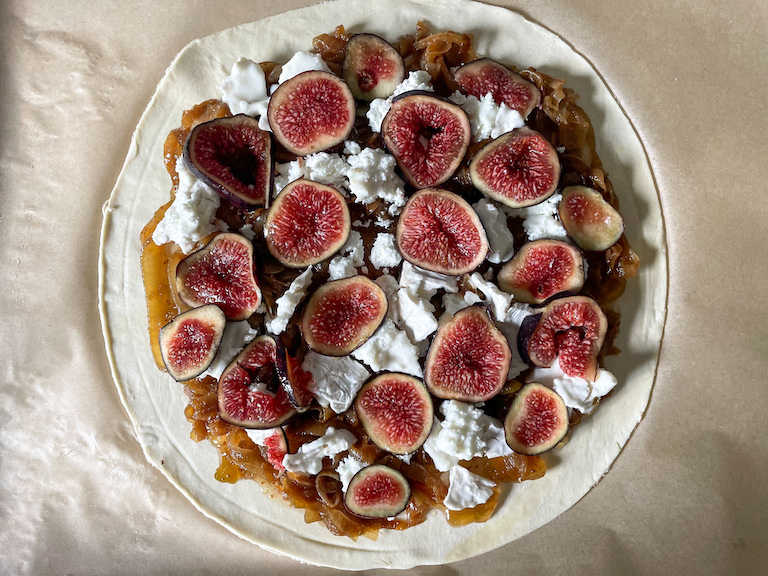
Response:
1,0,766,574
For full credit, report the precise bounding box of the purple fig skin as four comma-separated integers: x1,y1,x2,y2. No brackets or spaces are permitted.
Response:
517,313,542,366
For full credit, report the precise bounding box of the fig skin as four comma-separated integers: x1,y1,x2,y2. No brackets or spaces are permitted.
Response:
264,178,351,268
355,373,434,455
183,114,272,207
344,464,411,519
217,334,297,429
469,127,561,208
517,312,542,365
343,33,406,101
425,306,511,402
498,239,585,304
381,92,471,189
301,276,388,356
454,58,541,118
175,233,262,321
504,382,568,455
527,295,607,381
267,71,356,156
558,185,625,251
396,188,489,275
275,339,314,410
158,304,226,382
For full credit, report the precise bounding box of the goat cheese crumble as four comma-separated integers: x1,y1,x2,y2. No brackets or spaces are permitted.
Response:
328,231,365,281
506,192,569,242
282,427,356,476
472,199,515,264
448,91,525,141
370,233,402,269
444,465,496,511
366,70,434,132
302,351,370,414
265,268,313,334
351,319,423,377
336,456,367,493
530,356,618,414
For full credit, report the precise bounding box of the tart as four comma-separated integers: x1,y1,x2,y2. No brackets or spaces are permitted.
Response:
99,0,666,569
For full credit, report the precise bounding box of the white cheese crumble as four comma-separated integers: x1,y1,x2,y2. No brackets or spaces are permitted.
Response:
302,351,370,414
444,465,496,511
440,291,483,324
265,268,313,334
399,261,458,299
274,152,350,196
366,70,434,132
152,157,227,254
393,287,438,343
277,51,331,84
351,319,423,377
374,273,399,302
328,230,365,280
448,91,525,141
467,272,512,321
481,417,514,458
530,356,618,415
239,223,255,240
506,192,569,242
422,418,458,471
282,427,356,476
218,58,271,131
201,320,260,380
369,233,402,269
336,456,367,493
346,147,406,216
434,400,489,461
495,301,536,379
472,199,515,264
245,427,280,446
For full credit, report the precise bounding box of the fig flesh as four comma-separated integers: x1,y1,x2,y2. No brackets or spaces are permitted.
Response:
158,304,226,381
263,428,289,472
558,185,625,251
425,306,511,402
275,340,314,410
301,276,388,356
381,92,471,189
267,71,356,155
469,127,560,208
527,295,607,380
175,233,262,321
264,178,351,268
343,34,406,101
345,464,411,519
396,188,488,275
218,335,297,428
454,58,541,118
184,114,272,207
504,382,568,455
498,239,585,304
355,373,434,455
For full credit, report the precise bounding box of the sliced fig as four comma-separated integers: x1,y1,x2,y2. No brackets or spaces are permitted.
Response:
425,306,511,402
176,233,262,321
343,34,406,101
504,382,568,455
355,373,433,454
267,71,356,155
498,240,585,304
558,186,625,251
527,295,607,380
454,58,541,118
263,428,289,472
264,179,351,268
469,127,560,208
344,464,411,519
301,276,387,356
158,304,226,381
381,92,471,189
275,340,314,410
517,312,542,366
218,334,297,428
184,114,272,207
396,188,488,275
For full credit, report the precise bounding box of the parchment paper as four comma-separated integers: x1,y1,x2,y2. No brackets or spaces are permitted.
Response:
1,0,766,574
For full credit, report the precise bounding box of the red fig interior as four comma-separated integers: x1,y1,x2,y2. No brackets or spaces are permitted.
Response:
558,185,625,251
454,58,541,118
504,382,568,455
343,33,406,100
158,304,226,381
345,465,411,519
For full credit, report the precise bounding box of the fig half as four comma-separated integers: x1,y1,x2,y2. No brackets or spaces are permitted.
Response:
527,295,607,381
184,114,272,207
469,127,560,208
264,179,351,268
343,34,406,101
425,306,511,402
218,335,297,429
355,373,434,455
558,185,625,251
345,464,411,519
381,92,471,189
504,382,568,455
301,276,388,356
267,71,356,155
158,304,226,381
175,233,262,321
396,188,488,275
498,239,585,304
454,58,541,118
